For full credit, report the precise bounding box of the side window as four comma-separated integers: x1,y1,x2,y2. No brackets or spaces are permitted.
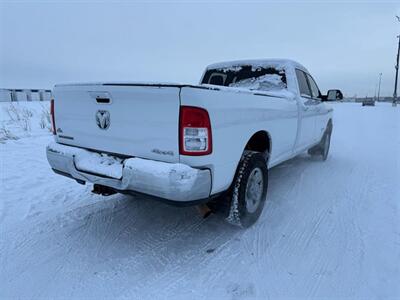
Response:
307,74,321,99
295,69,311,97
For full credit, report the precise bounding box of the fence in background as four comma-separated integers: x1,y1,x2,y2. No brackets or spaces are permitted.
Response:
0,89,52,102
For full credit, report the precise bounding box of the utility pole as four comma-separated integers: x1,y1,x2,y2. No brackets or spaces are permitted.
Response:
394,35,400,106
377,73,382,101
394,16,400,106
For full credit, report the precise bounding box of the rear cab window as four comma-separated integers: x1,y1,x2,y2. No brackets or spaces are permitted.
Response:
201,65,287,92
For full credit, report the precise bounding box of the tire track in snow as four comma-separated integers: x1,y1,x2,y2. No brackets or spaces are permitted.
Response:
16,193,239,299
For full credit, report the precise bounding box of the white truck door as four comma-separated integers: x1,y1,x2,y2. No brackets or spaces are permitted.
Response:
306,73,326,142
295,69,318,148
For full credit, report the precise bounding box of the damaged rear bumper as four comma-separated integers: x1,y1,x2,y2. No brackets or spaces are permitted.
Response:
46,142,212,203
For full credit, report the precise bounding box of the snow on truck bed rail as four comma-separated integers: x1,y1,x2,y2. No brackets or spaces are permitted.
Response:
201,84,295,98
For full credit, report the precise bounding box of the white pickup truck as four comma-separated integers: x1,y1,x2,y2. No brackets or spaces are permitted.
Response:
46,59,342,227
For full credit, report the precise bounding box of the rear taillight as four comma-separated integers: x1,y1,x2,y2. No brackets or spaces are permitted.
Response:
50,99,56,135
179,106,212,156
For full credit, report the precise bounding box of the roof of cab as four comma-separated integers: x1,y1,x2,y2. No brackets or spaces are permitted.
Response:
205,59,309,73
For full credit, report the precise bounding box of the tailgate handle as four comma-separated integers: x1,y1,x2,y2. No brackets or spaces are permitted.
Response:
96,97,110,104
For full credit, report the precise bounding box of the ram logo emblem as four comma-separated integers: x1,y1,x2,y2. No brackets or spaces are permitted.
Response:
95,110,110,130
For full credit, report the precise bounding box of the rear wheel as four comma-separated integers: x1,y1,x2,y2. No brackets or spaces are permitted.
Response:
217,151,268,228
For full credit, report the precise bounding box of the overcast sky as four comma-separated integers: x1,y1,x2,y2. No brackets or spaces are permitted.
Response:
1,0,399,97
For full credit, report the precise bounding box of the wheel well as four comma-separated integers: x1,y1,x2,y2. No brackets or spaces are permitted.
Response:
244,131,271,155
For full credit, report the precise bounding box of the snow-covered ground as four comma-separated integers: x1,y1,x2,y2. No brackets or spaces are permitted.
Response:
0,102,399,299
0,101,52,143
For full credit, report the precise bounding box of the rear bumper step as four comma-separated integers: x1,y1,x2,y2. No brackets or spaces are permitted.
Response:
46,142,212,203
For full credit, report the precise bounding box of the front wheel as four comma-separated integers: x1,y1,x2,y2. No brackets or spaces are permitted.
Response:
321,130,331,160
224,151,268,228
308,124,332,161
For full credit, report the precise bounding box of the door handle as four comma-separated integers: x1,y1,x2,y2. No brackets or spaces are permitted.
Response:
96,97,110,104
89,91,112,104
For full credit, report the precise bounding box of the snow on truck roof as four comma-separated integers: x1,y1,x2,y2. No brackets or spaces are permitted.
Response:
206,59,309,73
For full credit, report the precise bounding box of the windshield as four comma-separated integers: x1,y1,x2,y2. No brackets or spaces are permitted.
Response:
201,65,287,91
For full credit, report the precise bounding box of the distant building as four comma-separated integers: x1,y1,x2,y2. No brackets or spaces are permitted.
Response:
0,88,52,102
352,96,394,103
378,96,394,102
354,97,374,103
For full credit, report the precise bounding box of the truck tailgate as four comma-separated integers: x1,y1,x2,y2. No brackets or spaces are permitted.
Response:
53,84,181,163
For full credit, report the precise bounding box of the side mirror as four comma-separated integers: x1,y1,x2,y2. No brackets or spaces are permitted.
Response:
326,89,343,101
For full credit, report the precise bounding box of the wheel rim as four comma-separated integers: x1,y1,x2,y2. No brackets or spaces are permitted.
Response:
245,167,264,213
